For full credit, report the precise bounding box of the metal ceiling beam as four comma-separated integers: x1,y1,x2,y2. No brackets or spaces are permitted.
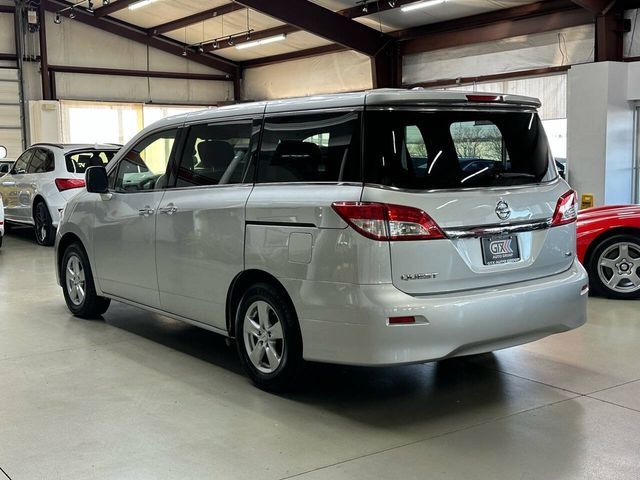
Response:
595,5,626,61
0,5,15,13
94,0,141,17
570,0,616,14
241,44,347,68
232,0,392,57
43,0,238,75
149,3,244,35
49,64,231,81
397,1,594,55
404,65,571,89
394,0,581,41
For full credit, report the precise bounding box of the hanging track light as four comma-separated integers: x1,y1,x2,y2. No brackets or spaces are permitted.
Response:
401,0,447,12
235,33,287,50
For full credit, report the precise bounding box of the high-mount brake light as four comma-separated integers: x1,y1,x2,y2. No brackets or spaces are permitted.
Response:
551,190,578,226
55,178,86,192
466,94,504,102
389,316,416,325
331,202,445,241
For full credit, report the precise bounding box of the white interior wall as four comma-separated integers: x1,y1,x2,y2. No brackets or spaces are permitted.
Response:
404,25,594,85
242,50,372,100
567,62,635,205
42,11,233,104
28,100,62,144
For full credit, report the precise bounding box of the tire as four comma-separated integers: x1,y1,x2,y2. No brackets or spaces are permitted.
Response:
588,234,640,300
34,201,55,246
61,242,111,318
235,283,303,391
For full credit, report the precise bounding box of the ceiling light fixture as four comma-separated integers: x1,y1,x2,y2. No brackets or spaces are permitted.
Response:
388,0,397,6
103,0,110,5
401,0,447,12
69,7,76,19
129,0,158,11
236,33,286,50
54,13,62,23
87,1,94,13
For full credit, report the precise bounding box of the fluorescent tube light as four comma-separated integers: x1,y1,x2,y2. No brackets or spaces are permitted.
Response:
236,34,287,50
129,0,158,11
401,0,447,12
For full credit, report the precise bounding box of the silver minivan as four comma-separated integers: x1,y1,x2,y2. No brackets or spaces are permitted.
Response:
55,90,588,390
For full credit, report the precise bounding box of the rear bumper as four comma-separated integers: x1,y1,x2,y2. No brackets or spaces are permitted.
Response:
284,260,588,366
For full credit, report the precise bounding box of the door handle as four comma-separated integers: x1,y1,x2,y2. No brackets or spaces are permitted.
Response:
158,204,178,215
138,206,155,217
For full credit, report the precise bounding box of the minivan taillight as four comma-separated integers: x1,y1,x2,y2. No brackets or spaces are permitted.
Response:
551,190,578,226
331,202,445,241
55,178,86,192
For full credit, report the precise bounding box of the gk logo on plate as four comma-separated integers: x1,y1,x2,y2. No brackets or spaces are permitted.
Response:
489,239,513,255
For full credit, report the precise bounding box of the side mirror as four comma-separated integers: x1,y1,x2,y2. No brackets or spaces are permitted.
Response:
86,166,109,194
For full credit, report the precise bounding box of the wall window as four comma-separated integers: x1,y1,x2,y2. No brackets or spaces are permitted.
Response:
113,129,177,192
257,111,361,183
60,101,210,146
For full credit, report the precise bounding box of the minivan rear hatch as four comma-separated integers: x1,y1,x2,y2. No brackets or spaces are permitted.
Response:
359,98,576,295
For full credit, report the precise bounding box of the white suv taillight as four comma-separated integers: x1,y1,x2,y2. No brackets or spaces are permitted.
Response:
55,178,86,192
331,202,445,241
551,190,578,226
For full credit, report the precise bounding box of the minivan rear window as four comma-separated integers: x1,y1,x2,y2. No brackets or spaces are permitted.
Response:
364,110,554,190
257,111,361,184
66,150,117,174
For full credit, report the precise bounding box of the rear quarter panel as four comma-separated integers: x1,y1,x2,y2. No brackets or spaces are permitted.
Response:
55,192,98,289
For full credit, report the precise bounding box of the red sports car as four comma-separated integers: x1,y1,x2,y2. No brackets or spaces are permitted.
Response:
577,205,640,299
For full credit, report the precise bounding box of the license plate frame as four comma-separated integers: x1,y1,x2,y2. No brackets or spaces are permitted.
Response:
480,234,521,265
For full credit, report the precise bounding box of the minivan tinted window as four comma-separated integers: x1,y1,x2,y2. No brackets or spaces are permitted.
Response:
113,129,177,192
257,111,361,183
364,110,553,190
177,121,253,187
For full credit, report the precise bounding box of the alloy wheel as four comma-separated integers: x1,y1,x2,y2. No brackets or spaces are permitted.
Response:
242,300,285,374
35,204,48,243
66,254,87,306
597,242,640,294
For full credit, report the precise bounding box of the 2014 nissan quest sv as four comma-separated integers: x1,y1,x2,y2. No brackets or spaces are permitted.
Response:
55,89,588,390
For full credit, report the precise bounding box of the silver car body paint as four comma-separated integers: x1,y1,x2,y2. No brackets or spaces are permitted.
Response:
55,90,588,366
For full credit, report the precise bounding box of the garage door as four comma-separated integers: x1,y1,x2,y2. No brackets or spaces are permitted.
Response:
0,68,24,162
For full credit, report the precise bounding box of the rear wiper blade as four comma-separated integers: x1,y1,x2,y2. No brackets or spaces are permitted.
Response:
494,172,536,179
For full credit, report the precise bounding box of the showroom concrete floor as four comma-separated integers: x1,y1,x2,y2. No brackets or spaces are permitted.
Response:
0,228,639,480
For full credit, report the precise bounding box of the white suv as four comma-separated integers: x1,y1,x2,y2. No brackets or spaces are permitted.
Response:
0,143,119,245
